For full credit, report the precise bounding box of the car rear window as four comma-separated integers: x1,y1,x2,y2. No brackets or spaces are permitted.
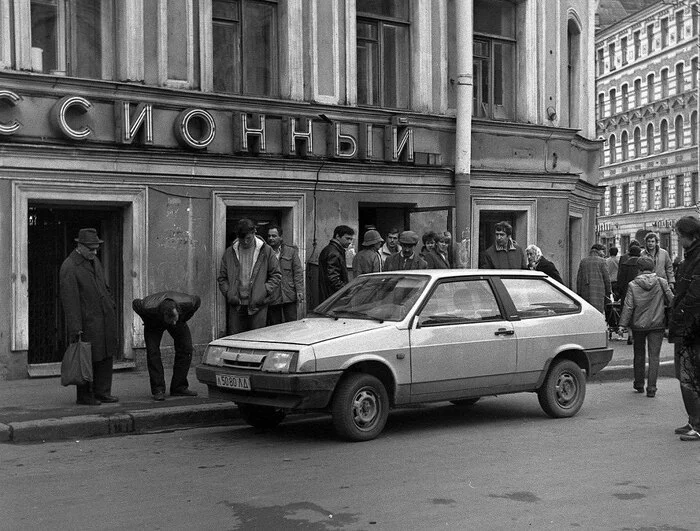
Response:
500,278,580,318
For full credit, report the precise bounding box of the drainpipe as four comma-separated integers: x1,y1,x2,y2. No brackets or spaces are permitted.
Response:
455,0,474,267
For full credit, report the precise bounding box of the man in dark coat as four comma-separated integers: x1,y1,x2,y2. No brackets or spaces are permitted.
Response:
59,228,120,405
133,291,201,401
385,231,429,271
318,225,355,301
425,232,451,269
218,218,282,334
576,243,612,314
526,244,563,284
267,225,304,325
479,221,527,269
617,243,642,303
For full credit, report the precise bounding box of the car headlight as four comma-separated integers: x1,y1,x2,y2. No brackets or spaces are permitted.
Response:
262,351,297,373
202,345,227,365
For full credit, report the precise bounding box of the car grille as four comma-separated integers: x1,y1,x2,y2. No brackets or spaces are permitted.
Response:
220,349,266,370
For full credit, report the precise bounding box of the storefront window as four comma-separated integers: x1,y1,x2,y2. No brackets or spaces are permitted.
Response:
473,0,515,120
356,0,410,109
30,0,113,79
213,0,279,96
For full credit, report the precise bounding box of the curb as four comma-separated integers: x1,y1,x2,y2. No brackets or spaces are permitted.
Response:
591,360,675,382
1,403,241,444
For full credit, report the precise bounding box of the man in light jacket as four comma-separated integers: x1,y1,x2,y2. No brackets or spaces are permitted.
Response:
619,256,674,397
218,219,281,334
267,225,304,325
641,232,675,289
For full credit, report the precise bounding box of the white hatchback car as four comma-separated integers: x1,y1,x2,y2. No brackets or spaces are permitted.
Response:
196,270,613,441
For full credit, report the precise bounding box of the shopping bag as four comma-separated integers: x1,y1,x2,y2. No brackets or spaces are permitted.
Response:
60,338,93,386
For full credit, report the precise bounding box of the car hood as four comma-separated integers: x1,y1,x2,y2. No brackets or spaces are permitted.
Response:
213,317,393,346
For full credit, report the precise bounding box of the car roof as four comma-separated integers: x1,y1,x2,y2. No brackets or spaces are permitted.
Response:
365,269,549,279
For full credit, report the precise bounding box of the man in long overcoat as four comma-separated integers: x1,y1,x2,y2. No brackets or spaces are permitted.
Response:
60,228,120,405
576,243,612,314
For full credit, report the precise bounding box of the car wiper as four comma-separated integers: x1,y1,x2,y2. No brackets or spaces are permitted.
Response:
332,309,384,323
309,310,339,320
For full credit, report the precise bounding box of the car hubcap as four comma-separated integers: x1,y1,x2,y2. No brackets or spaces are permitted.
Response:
352,388,379,430
555,372,578,408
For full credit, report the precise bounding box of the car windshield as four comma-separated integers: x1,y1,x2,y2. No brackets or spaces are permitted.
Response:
313,274,429,322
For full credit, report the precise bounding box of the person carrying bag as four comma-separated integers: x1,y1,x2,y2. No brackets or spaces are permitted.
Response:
60,333,93,386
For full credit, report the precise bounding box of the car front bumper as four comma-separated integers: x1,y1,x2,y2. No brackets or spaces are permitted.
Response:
585,347,614,376
195,364,344,410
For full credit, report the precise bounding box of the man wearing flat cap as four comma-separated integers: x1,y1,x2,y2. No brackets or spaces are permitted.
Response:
352,229,384,277
60,228,120,405
384,231,428,271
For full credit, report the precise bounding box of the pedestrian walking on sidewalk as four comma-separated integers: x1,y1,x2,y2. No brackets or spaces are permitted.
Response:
60,228,120,406
668,216,700,441
132,291,201,401
618,256,673,397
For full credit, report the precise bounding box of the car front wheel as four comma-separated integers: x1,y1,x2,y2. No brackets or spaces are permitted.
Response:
332,373,389,442
537,359,586,418
237,403,286,429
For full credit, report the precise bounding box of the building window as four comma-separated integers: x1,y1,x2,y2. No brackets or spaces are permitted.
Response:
634,126,642,158
635,181,642,211
610,186,617,214
609,88,616,115
677,10,684,42
693,57,699,88
661,176,669,208
661,17,669,48
597,47,605,76
621,130,628,161
647,72,654,103
647,123,654,155
598,93,605,119
694,7,699,36
647,179,655,210
634,30,641,59
212,0,280,96
567,18,581,129
29,0,115,79
621,83,628,112
676,63,685,93
676,174,685,207
634,78,642,107
357,0,411,109
621,36,628,65
608,42,616,71
660,119,669,151
693,172,699,204
661,68,669,98
647,23,654,53
622,184,630,213
609,134,617,163
675,115,684,148
692,111,698,145
472,0,515,120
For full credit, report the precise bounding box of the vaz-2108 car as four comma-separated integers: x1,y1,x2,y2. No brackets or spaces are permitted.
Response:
197,270,613,441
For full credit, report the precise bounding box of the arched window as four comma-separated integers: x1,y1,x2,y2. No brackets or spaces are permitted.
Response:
675,115,684,148
567,18,581,128
647,123,655,155
676,63,685,94
647,73,655,103
621,84,629,112
621,130,629,161
609,88,617,114
634,78,642,107
609,134,617,163
598,93,605,119
660,120,669,151
692,111,698,145
634,127,642,158
661,68,669,98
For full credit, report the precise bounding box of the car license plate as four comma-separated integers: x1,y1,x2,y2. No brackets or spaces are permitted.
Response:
216,374,251,391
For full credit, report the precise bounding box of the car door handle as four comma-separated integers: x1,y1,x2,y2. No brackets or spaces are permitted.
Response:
495,328,514,336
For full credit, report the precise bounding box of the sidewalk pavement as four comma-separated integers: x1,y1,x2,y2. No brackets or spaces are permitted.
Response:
0,338,675,444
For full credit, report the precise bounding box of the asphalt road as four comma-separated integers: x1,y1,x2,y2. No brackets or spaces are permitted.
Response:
1,378,698,530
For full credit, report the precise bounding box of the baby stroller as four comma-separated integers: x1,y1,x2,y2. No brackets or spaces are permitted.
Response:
605,294,623,340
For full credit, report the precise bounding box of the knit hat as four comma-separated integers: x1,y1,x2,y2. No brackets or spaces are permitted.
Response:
637,256,654,271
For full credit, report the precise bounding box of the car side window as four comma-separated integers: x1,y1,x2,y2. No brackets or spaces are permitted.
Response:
418,280,502,326
500,278,580,318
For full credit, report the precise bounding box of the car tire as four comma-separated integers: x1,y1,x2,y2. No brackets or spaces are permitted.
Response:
450,397,480,407
237,403,286,429
331,373,389,442
537,359,586,418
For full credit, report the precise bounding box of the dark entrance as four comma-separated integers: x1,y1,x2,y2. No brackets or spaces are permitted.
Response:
224,207,285,247
478,211,519,265
27,205,124,365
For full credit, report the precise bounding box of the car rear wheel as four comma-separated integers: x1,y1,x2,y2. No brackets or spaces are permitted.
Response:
332,373,389,442
450,398,480,407
537,359,586,418
237,403,286,429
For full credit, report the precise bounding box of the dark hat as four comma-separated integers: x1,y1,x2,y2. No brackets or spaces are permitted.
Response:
75,228,103,245
398,230,419,245
637,256,654,271
362,229,384,246
629,245,641,256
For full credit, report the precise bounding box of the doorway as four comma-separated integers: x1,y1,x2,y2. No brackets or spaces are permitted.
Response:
478,211,521,266
27,205,124,365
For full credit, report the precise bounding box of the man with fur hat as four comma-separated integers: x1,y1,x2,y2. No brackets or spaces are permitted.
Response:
352,229,384,277
60,228,119,405
384,231,428,271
